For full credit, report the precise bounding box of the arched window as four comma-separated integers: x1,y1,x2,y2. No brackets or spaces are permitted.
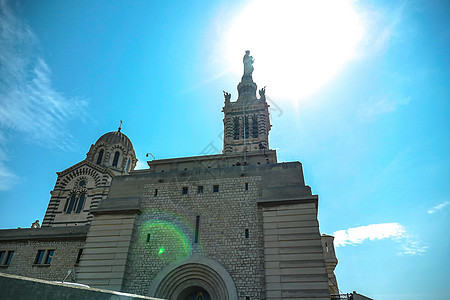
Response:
112,151,120,167
66,194,76,214
252,115,258,138
96,149,104,165
75,193,85,213
233,117,240,140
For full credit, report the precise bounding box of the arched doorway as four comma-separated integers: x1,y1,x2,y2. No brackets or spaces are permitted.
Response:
148,256,237,300
177,286,211,300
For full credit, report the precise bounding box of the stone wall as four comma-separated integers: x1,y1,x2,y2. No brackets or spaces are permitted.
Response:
127,175,265,299
76,211,140,291
261,202,330,299
0,238,84,282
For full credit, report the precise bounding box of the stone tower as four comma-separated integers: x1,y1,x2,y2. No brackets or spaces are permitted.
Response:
41,128,137,227
222,50,271,154
321,234,339,294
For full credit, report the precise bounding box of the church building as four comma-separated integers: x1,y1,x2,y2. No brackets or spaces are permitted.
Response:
0,52,338,299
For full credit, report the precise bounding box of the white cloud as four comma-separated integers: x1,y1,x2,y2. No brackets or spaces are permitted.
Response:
0,1,87,149
334,222,428,256
0,138,17,191
357,96,410,119
0,1,88,190
428,201,449,214
355,1,406,58
334,222,407,246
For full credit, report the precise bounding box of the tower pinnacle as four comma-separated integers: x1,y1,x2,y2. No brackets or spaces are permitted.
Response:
222,51,271,154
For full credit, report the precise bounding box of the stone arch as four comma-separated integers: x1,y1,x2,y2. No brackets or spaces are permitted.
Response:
148,256,237,300
60,167,101,188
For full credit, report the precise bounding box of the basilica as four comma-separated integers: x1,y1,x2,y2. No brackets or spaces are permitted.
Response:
0,52,339,299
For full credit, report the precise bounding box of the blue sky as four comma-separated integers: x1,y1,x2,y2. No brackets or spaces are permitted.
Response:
0,0,449,299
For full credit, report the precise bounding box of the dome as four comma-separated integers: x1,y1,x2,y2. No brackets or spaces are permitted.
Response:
95,130,134,152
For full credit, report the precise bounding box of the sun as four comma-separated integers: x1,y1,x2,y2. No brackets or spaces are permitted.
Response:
224,0,363,103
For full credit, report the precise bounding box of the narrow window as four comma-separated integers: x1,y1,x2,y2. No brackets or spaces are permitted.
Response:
245,229,249,238
182,187,188,195
233,117,240,140
44,250,54,264
126,158,130,173
34,250,45,264
245,182,249,190
252,115,258,138
198,186,203,194
75,193,85,213
194,216,200,243
244,116,249,139
213,185,219,193
154,189,158,197
96,149,104,165
0,251,5,264
146,234,151,243
66,194,76,214
75,249,83,265
4,251,14,265
112,151,120,167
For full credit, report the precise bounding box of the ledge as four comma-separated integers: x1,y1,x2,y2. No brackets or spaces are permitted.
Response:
0,226,89,241
90,197,141,215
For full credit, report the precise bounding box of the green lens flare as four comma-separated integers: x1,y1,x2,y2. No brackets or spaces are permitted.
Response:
139,220,192,261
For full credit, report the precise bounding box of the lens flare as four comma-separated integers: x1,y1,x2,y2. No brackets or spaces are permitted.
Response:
138,220,192,261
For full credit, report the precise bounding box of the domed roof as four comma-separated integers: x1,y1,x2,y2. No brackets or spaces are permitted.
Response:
95,130,134,152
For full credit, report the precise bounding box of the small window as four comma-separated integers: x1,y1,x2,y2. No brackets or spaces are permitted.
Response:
96,149,104,165
126,158,130,173
146,234,151,243
44,250,54,264
198,186,203,194
245,229,249,239
182,187,188,195
213,185,219,193
3,251,14,265
66,194,76,214
154,189,158,197
245,182,249,190
34,250,45,264
75,193,85,213
194,216,200,243
0,251,5,264
252,115,258,138
233,117,240,140
112,151,120,167
75,249,83,265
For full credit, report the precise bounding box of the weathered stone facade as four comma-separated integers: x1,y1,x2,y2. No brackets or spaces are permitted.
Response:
0,227,86,282
128,174,265,298
0,52,339,299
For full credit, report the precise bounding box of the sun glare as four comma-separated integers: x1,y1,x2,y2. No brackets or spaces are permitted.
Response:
224,0,363,102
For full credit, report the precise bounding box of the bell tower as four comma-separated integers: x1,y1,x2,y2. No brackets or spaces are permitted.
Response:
222,51,271,154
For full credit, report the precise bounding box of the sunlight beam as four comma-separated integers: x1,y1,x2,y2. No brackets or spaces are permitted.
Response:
224,0,363,102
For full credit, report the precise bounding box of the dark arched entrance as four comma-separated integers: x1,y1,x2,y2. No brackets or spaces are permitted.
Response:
148,257,238,300
177,286,211,300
